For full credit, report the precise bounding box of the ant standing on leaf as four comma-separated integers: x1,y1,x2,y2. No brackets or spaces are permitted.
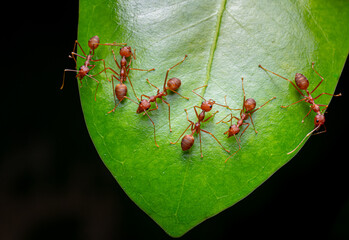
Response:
107,46,155,113
216,78,276,162
170,85,232,158
118,55,188,148
62,36,126,101
259,63,341,154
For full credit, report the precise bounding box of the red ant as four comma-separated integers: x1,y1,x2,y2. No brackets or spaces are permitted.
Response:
259,63,341,154
118,55,188,147
62,36,125,100
107,46,155,113
216,78,276,162
170,85,231,157
170,107,230,158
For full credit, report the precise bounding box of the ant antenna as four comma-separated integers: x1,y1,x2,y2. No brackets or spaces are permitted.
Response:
287,125,321,155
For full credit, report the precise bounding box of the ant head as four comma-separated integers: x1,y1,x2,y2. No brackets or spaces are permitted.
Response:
137,99,151,113
88,36,100,50
228,124,240,137
244,98,256,112
295,73,309,90
314,114,325,127
201,99,215,112
120,46,132,58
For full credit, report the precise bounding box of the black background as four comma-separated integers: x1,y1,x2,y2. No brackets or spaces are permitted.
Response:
2,1,348,239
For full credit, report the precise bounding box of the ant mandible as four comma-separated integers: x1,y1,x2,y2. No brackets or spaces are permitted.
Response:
259,63,341,154
107,46,155,113
216,78,276,162
62,36,125,101
122,55,188,147
170,107,230,158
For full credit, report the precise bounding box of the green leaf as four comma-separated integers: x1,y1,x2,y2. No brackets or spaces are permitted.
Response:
76,0,348,237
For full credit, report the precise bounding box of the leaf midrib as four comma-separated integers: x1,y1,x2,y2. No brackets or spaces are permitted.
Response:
201,0,227,99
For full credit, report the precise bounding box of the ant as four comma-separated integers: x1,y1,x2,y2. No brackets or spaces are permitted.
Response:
119,55,188,147
170,107,230,158
170,85,232,157
259,63,341,154
62,36,125,100
107,46,155,113
216,78,276,162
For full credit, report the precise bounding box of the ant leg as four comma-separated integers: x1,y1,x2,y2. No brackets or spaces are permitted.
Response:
125,67,138,100
216,113,239,125
287,125,321,155
71,40,87,65
192,85,207,101
167,89,189,100
141,94,150,101
161,98,172,132
147,101,159,112
281,98,307,108
170,109,193,144
144,110,159,148
247,113,258,134
61,69,78,90
107,96,136,114
146,78,160,91
241,78,246,111
202,110,219,123
313,125,327,135
239,122,250,142
85,75,100,101
128,57,155,72
251,97,276,113
259,65,306,97
313,92,342,100
193,106,202,119
111,49,121,69
162,55,187,90
225,135,241,163
310,62,324,94
199,130,203,158
201,129,230,153
302,108,313,123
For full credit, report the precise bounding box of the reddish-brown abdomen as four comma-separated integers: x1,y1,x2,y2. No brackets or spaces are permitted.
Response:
115,83,127,101
181,135,194,151
295,73,309,90
88,36,100,50
167,77,181,91
244,98,256,112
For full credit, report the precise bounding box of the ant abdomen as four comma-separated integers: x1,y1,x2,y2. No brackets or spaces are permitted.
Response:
181,135,194,151
167,77,181,91
88,36,100,50
115,83,127,101
244,98,256,112
295,73,309,90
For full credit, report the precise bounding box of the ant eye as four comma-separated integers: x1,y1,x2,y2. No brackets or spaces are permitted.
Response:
147,107,150,110
210,105,212,108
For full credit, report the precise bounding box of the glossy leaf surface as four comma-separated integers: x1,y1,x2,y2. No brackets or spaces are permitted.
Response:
76,0,348,236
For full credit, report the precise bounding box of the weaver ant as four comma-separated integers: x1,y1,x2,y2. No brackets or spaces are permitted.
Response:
107,46,155,113
62,36,125,100
216,78,276,162
170,85,231,157
259,63,341,154
170,107,230,158
119,55,188,147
